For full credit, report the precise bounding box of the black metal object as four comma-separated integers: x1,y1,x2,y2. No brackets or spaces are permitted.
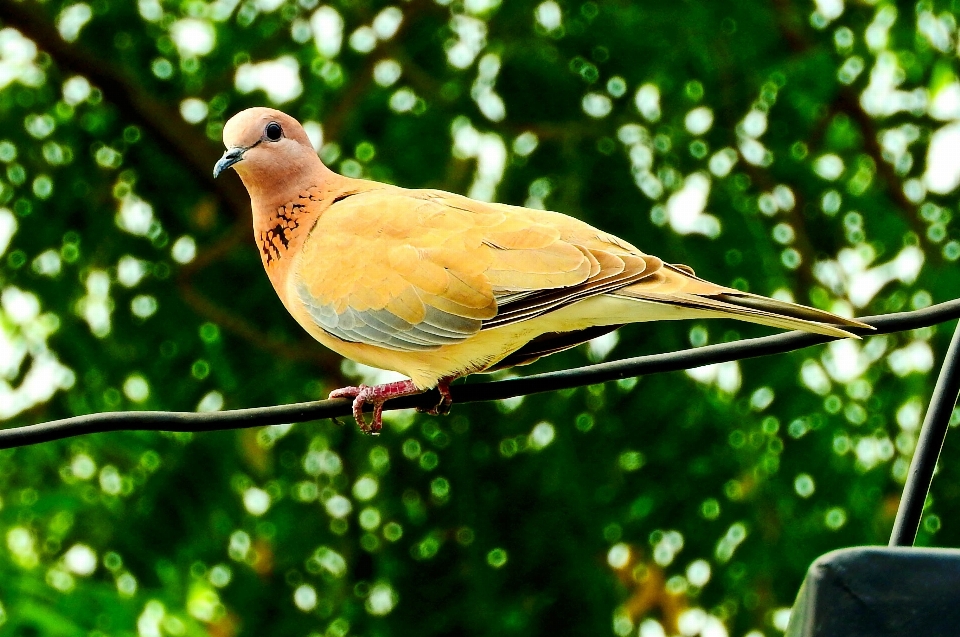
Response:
2,299,960,450
786,547,960,637
889,319,960,546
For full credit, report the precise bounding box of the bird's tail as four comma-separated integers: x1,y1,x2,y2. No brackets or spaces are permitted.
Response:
614,288,871,339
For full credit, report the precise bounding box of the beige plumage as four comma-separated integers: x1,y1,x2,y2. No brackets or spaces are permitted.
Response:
215,107,868,433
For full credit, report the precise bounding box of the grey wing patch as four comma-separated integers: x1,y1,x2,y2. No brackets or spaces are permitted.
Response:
296,279,480,352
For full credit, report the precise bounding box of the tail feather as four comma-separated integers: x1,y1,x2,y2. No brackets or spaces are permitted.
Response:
615,288,871,339
714,292,871,332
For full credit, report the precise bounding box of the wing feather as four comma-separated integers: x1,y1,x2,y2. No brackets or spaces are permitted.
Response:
294,187,673,351
289,184,869,361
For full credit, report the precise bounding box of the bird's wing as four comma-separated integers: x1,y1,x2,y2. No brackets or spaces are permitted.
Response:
293,187,866,352
294,188,659,351
469,194,870,337
430,191,665,329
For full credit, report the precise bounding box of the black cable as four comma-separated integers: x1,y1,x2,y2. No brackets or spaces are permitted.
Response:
3,298,960,450
888,318,960,547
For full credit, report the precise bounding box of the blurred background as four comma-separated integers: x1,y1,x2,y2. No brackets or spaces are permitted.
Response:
0,0,958,635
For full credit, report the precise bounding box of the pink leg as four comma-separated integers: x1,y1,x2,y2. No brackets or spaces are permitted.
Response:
329,380,423,435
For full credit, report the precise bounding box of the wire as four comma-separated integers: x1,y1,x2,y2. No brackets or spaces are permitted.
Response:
3,298,960,450
888,317,960,546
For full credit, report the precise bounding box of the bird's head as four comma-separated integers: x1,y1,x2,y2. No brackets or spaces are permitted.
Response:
215,107,323,203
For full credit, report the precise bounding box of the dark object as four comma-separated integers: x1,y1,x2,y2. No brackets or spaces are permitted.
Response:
786,547,960,637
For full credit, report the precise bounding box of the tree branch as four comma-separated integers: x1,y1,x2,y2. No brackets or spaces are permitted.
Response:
832,88,930,243
0,0,251,217
3,298,959,449
0,0,351,369
766,0,932,249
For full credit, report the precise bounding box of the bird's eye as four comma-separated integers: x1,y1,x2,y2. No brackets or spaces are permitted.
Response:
265,122,283,141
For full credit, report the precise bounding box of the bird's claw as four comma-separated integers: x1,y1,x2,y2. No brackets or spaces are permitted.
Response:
417,379,453,416
329,385,383,435
329,379,455,434
418,379,454,416
329,380,425,435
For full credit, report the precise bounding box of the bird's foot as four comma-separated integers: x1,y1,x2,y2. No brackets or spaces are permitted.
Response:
329,380,422,435
421,377,454,416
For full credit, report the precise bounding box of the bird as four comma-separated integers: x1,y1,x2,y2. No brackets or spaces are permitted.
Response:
214,107,869,434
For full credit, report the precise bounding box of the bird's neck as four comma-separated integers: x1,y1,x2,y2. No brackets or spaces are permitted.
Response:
250,168,359,289
240,160,334,210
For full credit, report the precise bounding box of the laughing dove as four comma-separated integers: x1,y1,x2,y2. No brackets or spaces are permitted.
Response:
215,107,868,434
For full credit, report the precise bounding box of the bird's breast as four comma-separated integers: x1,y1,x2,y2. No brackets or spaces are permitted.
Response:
254,189,327,292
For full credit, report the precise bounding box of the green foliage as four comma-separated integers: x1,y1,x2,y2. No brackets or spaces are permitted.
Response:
1,0,959,635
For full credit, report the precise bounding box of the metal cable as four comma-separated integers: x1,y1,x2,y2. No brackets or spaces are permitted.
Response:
3,298,960,450
889,318,960,546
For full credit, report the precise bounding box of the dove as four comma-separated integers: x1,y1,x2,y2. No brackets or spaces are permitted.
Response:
214,107,868,434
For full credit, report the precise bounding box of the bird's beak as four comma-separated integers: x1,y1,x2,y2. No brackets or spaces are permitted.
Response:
213,147,245,178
